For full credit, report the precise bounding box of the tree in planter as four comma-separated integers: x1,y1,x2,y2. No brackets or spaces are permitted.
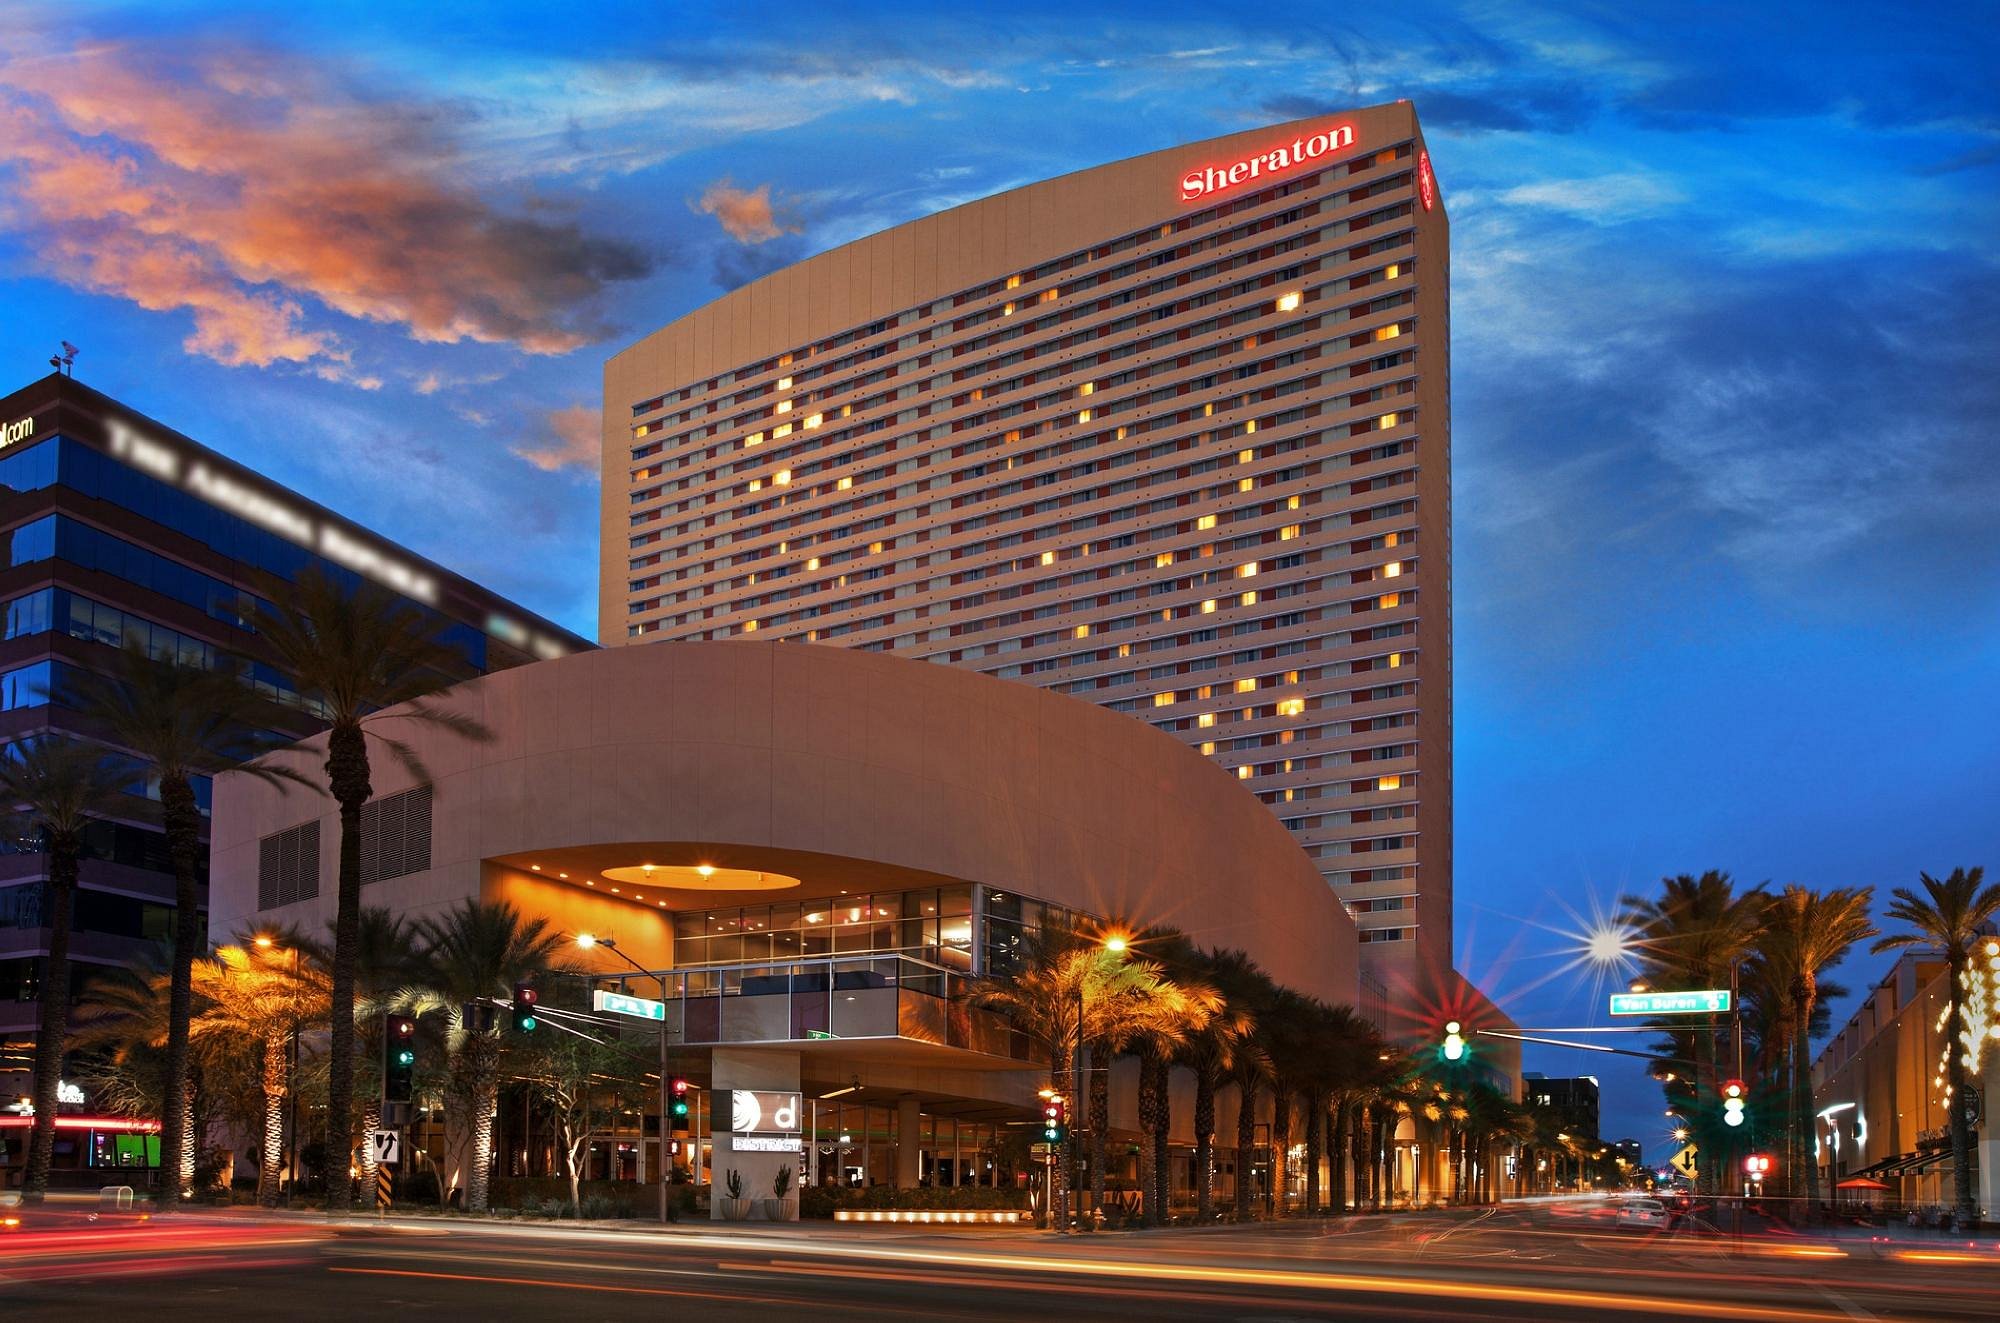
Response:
71,647,309,1206
409,899,564,1213
1,736,121,1202
251,569,493,1213
516,1017,645,1217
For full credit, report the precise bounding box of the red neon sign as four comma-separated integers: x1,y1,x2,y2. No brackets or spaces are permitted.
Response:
1417,149,1436,212
1180,123,1357,203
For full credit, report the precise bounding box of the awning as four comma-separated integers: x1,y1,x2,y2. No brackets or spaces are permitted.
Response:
1905,1150,1956,1175
1848,1154,1909,1178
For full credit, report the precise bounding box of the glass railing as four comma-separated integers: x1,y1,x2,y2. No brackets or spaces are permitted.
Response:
600,954,1030,1060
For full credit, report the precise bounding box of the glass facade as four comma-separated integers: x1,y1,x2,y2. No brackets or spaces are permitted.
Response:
672,885,976,970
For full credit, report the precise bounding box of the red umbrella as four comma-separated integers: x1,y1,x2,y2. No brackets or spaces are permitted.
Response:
1834,1177,1891,1191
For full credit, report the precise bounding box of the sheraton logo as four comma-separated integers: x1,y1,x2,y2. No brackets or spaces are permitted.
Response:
1179,124,1357,202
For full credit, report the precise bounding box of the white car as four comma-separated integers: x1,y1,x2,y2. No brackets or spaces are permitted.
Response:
1615,1198,1669,1231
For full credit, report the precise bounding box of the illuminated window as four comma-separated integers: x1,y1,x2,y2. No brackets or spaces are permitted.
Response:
1384,531,1399,547
1384,264,1400,279
1236,765,1252,780
1382,562,1402,578
1236,563,1258,578
1116,426,1128,440
773,423,793,438
1239,590,1257,606
1238,478,1253,493
778,376,793,389
1375,324,1401,341
1078,409,1092,423
805,413,824,429
1276,291,1303,312
1197,712,1216,728
841,404,852,417
1237,449,1254,464
1117,643,1131,658
744,619,759,632
869,541,884,554
1079,382,1094,396
774,469,792,486
1196,685,1213,700
1234,678,1256,694
1378,413,1397,430
1153,692,1174,708
1040,288,1059,303
1286,495,1300,510
1377,775,1401,791
1200,598,1217,614
1279,524,1301,540
807,557,820,571
775,399,792,414
1379,593,1400,609
1203,402,1215,417
837,476,853,490
1155,551,1174,568
1073,624,1089,639
1003,301,1016,316
635,424,650,437
745,432,764,447
1197,514,1217,531
1276,698,1305,717
1200,741,1216,755
1387,653,1402,668
751,477,766,491
1039,550,1055,566
1006,274,1022,289
1245,419,1257,434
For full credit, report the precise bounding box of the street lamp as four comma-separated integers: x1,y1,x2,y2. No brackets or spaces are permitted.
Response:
575,933,673,1225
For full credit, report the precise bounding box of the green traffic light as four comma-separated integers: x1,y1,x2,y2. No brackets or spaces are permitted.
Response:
521,1015,537,1032
672,1101,690,1117
396,1050,414,1066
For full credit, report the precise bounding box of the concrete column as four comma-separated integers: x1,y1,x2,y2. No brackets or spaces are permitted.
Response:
896,1096,922,1189
709,1047,802,1221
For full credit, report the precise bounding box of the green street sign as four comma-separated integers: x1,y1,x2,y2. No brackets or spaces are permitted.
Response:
806,1030,838,1040
592,989,667,1021
1609,989,1731,1016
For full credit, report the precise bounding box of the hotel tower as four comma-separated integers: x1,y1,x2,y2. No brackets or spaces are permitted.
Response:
603,102,1450,992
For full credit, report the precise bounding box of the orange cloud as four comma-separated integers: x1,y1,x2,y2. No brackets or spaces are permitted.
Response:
512,404,601,474
695,179,801,244
0,37,651,378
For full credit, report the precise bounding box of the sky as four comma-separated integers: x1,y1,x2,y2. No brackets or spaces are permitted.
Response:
2,0,1995,1155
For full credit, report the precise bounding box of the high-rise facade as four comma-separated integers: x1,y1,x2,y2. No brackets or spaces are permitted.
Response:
603,102,1449,988
0,373,588,1144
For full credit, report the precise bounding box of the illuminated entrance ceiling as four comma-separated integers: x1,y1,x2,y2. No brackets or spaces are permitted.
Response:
601,863,801,892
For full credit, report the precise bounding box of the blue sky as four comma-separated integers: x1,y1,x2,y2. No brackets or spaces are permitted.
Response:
2,1,1995,1152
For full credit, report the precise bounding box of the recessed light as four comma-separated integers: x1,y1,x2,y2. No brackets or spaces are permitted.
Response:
558,872,568,879
530,865,541,872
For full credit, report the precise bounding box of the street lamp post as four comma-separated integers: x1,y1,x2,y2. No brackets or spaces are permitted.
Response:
577,934,672,1226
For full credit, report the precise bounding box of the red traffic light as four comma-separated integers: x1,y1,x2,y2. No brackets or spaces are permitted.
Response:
671,1076,690,1097
1743,1154,1773,1175
514,983,539,1006
391,1015,415,1038
1721,1079,1744,1099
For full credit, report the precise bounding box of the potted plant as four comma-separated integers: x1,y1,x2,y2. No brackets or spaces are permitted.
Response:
763,1163,794,1222
720,1169,750,1221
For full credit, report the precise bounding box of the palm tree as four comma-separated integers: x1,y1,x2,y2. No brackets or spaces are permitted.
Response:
1126,934,1222,1226
305,907,424,1206
1178,949,1262,1221
69,646,309,1205
1752,885,1875,1211
1,736,120,1202
191,942,331,1206
251,569,492,1212
1872,867,1997,1228
1622,871,1766,1192
409,899,564,1214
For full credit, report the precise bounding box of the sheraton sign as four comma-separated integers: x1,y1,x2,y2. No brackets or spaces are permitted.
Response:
1180,123,1356,202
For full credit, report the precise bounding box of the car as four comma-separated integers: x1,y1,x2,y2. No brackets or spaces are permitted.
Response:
1615,1198,1669,1231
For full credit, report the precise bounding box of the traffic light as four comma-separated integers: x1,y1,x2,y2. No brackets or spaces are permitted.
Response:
383,1014,416,1103
1721,1079,1746,1128
511,982,539,1033
669,1075,691,1131
1744,1153,1772,1182
1442,1020,1466,1063
1041,1093,1067,1144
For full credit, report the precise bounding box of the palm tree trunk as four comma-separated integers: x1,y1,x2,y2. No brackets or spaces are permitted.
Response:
1194,1066,1217,1222
324,723,371,1216
1089,1056,1109,1220
260,1030,288,1208
1271,1089,1292,1218
23,840,79,1203
358,1098,383,1209
1330,1098,1351,1211
158,771,203,1209
1303,1089,1324,1214
1152,1058,1172,1222
1136,1051,1161,1226
1234,1074,1258,1219
467,1036,499,1213
1945,981,1978,1227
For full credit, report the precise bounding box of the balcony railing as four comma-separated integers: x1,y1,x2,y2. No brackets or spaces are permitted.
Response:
603,954,1032,1061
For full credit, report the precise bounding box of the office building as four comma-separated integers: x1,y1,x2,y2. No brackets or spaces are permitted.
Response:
601,102,1450,993
0,372,588,1177
1524,1073,1601,1143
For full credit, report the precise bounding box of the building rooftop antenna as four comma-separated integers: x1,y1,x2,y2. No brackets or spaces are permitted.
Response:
49,342,77,377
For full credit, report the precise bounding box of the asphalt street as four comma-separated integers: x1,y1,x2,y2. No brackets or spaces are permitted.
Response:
3,1196,1995,1320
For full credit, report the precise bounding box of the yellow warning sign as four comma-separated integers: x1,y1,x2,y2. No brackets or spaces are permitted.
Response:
1669,1144,1699,1178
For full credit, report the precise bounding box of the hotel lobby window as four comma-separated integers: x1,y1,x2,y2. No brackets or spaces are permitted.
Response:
672,885,975,969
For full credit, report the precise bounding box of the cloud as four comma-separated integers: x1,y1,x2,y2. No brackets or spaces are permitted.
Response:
1496,172,1685,223
0,35,654,379
512,404,600,474
695,180,801,244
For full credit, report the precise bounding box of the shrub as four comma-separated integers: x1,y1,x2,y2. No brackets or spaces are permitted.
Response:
796,1185,1032,1217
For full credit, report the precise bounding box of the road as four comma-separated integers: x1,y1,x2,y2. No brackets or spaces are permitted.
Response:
3,1197,1997,1319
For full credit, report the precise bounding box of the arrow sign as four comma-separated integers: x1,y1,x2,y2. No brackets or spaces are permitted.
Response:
593,989,667,1021
372,1130,400,1165
1609,989,1731,1017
